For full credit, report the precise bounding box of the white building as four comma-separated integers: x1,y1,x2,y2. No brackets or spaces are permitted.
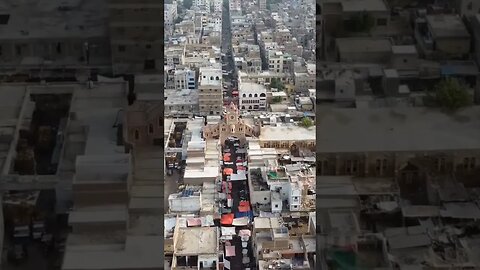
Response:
193,0,211,10
198,68,223,115
229,0,242,15
165,3,178,31
268,51,290,73
212,0,222,13
174,68,196,90
168,188,202,213
239,82,267,111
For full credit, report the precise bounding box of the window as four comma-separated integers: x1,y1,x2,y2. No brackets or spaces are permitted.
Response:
274,204,279,208
377,18,387,26
134,130,140,140
15,45,22,56
56,43,62,54
149,124,154,134
118,45,126,52
145,44,151,49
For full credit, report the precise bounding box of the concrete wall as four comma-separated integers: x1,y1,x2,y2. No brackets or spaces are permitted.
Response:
317,150,480,177
169,196,201,212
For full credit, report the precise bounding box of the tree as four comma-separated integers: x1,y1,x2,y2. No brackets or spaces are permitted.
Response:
346,12,375,33
431,78,471,111
271,96,282,103
270,78,284,91
299,117,313,128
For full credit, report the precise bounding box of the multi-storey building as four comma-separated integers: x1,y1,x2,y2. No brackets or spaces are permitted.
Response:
239,82,267,111
165,3,178,35
198,67,223,115
174,68,196,90
107,0,163,75
267,51,293,74
0,0,111,77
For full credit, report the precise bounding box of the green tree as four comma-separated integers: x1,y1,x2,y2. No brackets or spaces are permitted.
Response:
432,78,471,111
271,96,282,103
270,78,284,91
299,117,313,128
346,12,375,33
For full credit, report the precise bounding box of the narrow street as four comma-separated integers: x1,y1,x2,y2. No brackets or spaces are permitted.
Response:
220,136,255,269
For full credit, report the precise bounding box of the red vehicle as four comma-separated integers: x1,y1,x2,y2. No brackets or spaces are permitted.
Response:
232,90,239,97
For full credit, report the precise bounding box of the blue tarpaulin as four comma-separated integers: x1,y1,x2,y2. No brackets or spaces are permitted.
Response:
235,211,253,221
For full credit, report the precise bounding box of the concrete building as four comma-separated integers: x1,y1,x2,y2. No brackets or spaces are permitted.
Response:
108,0,163,74
316,107,480,177
165,3,178,34
174,68,196,90
335,37,392,64
259,0,267,10
471,15,480,66
229,0,242,16
164,88,199,116
239,82,267,111
0,0,112,77
267,51,293,73
171,225,219,269
390,45,420,75
198,67,223,115
203,103,261,146
415,14,471,60
321,0,390,35
124,94,163,148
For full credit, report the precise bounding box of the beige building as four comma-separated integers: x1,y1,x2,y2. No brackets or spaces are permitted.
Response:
321,0,390,35
0,0,111,77
335,37,392,64
416,15,471,60
198,67,223,115
316,108,480,193
108,0,163,74
124,93,163,148
203,103,261,145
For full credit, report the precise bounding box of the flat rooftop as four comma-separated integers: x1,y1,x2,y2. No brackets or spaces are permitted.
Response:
317,107,480,153
260,125,315,141
0,0,108,39
174,227,218,255
336,38,392,53
62,236,163,270
323,0,388,12
427,15,470,39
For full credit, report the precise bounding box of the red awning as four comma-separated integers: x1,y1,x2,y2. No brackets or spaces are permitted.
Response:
223,168,233,175
223,153,231,161
238,201,251,212
221,214,234,225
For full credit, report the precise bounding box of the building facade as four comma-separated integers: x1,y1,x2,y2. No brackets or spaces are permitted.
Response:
203,103,261,145
198,67,223,115
108,0,163,75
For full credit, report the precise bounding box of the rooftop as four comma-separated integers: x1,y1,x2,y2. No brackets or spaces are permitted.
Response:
317,107,480,153
62,236,163,270
427,15,470,39
174,227,218,255
0,0,108,39
336,38,392,53
260,124,315,141
323,0,388,12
